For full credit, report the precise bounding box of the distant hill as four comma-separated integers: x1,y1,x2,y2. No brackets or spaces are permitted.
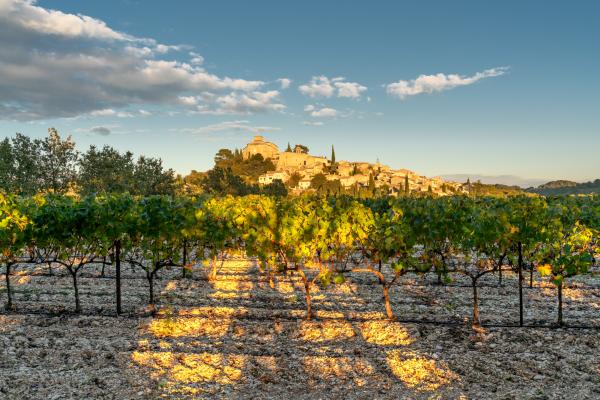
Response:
468,182,526,197
440,174,547,188
527,179,600,195
536,180,579,189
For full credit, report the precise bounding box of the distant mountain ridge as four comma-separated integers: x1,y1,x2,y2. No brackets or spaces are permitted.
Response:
535,180,578,189
527,179,600,195
439,174,547,188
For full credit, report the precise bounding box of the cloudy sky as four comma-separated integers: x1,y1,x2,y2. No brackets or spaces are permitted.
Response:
1,0,599,185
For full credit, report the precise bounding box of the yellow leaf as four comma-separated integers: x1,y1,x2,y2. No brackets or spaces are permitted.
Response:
537,264,552,276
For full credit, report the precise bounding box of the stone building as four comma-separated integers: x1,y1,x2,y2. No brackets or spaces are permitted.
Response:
241,135,462,195
242,135,280,160
258,171,289,185
277,152,328,170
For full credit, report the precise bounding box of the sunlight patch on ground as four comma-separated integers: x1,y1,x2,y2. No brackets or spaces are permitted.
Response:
174,306,247,318
148,316,233,338
148,307,242,338
303,356,374,381
131,351,246,395
298,320,356,342
336,283,355,295
209,279,253,299
275,280,296,294
386,350,458,391
359,321,415,346
0,316,16,332
11,270,31,285
540,286,591,303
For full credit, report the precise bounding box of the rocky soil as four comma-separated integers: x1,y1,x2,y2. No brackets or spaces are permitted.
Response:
1,260,599,399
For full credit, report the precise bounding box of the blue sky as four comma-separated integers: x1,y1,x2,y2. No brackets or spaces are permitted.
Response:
1,0,599,186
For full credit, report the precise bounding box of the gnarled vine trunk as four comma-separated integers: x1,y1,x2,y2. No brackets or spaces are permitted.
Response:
297,269,313,320
70,270,81,313
382,284,394,320
517,242,524,326
471,277,480,329
182,240,189,279
4,263,13,310
115,240,122,315
557,280,563,326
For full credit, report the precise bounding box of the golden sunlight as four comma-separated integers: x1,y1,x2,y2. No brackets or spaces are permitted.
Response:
303,356,374,380
386,350,458,391
298,320,356,342
359,321,415,346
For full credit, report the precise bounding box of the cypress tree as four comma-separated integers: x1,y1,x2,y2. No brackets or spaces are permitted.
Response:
286,142,292,152
368,173,376,194
404,174,409,196
331,145,336,165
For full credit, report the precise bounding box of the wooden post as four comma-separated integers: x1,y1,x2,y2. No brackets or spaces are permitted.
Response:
557,280,563,326
115,240,122,315
518,242,524,327
4,263,13,310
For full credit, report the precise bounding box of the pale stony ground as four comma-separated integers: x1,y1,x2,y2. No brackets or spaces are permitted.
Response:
1,260,599,399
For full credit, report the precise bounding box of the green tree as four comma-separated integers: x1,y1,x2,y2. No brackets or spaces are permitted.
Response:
368,173,376,195
262,179,288,197
310,173,328,191
331,145,336,165
214,149,235,168
287,172,302,189
38,128,78,193
132,156,176,196
0,138,15,193
294,144,309,154
202,167,256,196
5,134,42,195
78,146,135,194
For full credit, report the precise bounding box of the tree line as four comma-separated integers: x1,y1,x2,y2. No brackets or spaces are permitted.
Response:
0,129,176,196
1,193,598,328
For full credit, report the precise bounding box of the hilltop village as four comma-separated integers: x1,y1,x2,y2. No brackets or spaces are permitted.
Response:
242,135,465,196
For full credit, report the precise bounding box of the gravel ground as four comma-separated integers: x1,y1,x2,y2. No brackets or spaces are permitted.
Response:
1,260,599,399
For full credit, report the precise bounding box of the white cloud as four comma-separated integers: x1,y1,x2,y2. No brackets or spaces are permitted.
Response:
88,108,133,118
178,96,199,106
196,90,286,115
0,0,129,41
277,78,292,89
0,0,271,120
189,52,204,66
334,81,367,98
180,120,279,135
302,121,324,126
305,105,338,118
90,109,117,117
299,76,335,98
386,67,509,99
299,75,367,99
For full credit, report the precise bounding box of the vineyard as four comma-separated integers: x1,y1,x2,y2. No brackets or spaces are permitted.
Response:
1,193,600,398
